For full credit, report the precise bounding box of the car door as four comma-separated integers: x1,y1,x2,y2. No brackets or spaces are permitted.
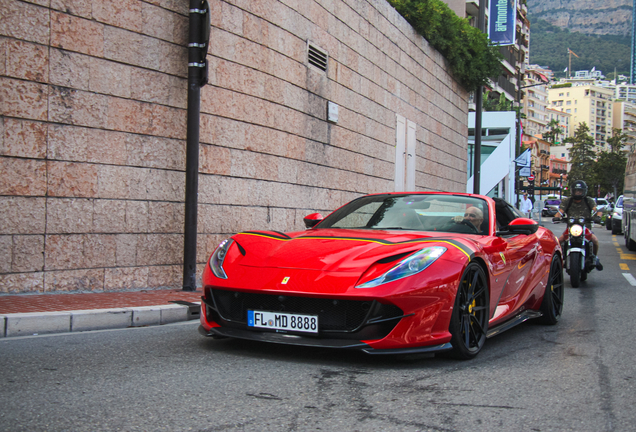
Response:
490,200,539,322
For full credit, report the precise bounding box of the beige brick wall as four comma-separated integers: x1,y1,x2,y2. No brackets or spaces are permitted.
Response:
0,0,468,294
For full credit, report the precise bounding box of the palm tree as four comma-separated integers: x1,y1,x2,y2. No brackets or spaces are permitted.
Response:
544,118,564,144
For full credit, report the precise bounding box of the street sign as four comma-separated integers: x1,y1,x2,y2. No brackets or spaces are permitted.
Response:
528,174,535,181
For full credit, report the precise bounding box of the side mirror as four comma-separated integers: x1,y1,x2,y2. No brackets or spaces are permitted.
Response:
497,217,539,236
303,213,323,228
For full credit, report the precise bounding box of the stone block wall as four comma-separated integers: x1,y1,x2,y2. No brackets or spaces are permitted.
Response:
0,0,468,294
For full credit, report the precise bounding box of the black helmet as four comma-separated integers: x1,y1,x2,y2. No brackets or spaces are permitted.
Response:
572,180,588,200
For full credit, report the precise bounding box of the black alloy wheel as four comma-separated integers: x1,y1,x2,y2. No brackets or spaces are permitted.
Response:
538,254,564,325
448,263,489,359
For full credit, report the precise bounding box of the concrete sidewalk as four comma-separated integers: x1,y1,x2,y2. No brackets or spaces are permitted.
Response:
0,289,202,338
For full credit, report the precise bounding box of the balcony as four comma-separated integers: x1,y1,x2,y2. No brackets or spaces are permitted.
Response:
499,47,518,69
465,0,480,17
496,76,519,100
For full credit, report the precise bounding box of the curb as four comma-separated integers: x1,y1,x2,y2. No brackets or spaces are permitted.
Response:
0,302,201,338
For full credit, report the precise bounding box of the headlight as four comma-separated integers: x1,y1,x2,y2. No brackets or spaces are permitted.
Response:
613,211,620,218
569,224,584,237
356,247,447,288
209,239,234,279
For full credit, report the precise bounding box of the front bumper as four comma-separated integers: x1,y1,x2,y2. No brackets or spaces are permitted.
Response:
198,325,453,355
198,286,454,355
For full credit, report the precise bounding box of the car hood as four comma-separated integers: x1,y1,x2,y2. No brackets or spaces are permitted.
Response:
231,228,473,272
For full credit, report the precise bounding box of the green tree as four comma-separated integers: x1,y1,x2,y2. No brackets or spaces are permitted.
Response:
567,123,596,193
483,91,512,111
387,0,502,91
593,128,628,198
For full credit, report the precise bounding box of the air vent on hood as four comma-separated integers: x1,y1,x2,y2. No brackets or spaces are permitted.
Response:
308,42,328,73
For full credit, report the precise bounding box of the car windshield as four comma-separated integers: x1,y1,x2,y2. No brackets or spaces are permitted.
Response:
318,194,489,235
617,196,623,207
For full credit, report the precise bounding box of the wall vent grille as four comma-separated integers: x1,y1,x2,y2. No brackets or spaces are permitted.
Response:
308,42,328,72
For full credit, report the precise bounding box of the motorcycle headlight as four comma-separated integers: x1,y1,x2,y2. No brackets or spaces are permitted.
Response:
356,246,447,288
569,224,584,237
209,239,234,279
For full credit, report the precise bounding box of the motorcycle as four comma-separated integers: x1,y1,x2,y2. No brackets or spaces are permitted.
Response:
553,215,599,288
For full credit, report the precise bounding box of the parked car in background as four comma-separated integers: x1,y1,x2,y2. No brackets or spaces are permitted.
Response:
612,195,624,235
594,198,610,212
542,199,561,217
605,203,614,231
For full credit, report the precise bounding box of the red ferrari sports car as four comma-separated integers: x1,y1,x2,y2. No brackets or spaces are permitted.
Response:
199,192,564,359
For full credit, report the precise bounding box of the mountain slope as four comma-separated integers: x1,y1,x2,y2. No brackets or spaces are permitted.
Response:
529,18,631,76
528,0,633,37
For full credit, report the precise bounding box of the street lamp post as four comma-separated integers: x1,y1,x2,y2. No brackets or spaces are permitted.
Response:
559,174,563,199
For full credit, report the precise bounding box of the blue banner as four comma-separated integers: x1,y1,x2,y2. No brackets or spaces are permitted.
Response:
489,0,516,46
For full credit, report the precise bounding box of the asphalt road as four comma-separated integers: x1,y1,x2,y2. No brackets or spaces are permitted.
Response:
1,221,635,432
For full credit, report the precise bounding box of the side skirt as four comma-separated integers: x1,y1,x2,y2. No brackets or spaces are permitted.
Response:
486,310,543,338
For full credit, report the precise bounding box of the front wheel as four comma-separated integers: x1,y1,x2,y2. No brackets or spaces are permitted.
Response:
538,254,564,324
569,252,582,288
448,263,489,360
612,219,621,235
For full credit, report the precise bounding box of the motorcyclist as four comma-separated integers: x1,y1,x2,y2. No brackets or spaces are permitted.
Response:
555,180,603,271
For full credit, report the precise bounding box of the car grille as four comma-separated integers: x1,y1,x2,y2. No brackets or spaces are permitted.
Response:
207,288,403,333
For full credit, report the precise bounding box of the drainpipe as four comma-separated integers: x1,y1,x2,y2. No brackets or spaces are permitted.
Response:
183,0,210,292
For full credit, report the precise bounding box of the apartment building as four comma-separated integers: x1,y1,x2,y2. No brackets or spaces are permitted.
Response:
615,83,636,104
549,156,568,193
522,66,550,138
465,0,529,105
546,108,572,144
548,84,614,150
613,101,636,149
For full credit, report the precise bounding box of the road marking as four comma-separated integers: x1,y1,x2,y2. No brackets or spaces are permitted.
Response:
620,254,636,260
620,263,630,270
613,242,620,247
617,247,623,253
623,273,636,286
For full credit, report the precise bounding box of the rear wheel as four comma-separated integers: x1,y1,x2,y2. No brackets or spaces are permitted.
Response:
612,219,621,235
569,252,581,288
539,254,564,324
449,263,489,360
606,217,612,230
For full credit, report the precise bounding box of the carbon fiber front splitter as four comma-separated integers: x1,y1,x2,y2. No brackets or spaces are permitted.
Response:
198,325,453,355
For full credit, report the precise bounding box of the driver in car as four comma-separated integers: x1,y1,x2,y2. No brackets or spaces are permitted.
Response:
452,206,484,232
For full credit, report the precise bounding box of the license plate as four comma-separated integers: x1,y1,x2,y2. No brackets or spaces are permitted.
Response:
247,310,318,333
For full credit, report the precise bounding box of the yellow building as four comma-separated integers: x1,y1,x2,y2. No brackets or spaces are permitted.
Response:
613,101,636,150
548,84,614,150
